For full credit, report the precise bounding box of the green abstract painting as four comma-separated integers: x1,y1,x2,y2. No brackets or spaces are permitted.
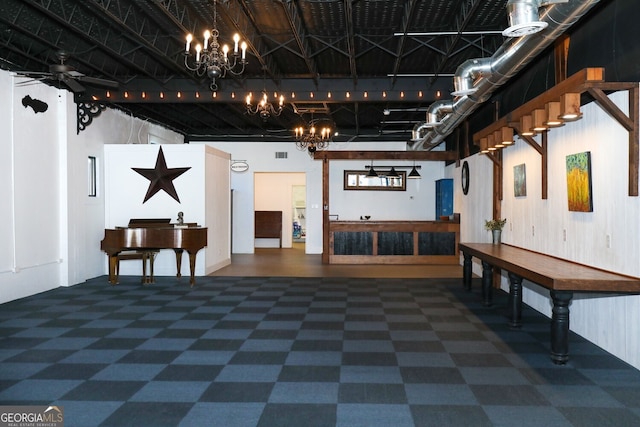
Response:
514,163,526,197
566,151,593,212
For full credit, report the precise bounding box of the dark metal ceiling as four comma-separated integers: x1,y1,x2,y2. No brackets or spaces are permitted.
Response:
0,0,511,142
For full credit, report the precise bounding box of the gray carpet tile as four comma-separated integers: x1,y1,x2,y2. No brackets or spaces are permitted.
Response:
0,275,639,426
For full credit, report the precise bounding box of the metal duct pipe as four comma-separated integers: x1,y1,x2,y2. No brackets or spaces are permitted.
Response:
426,99,454,125
411,122,429,141
504,0,548,37
407,0,601,151
452,58,492,96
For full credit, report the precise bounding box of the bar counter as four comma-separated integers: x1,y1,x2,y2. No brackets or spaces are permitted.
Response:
328,219,459,264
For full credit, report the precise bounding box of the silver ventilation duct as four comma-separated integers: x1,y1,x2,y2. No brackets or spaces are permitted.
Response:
425,100,454,125
504,0,548,37
408,0,601,151
411,122,429,142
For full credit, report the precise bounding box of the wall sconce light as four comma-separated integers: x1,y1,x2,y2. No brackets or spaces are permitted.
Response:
531,108,548,132
500,127,514,145
544,101,564,127
519,115,535,136
493,130,504,148
480,137,489,153
559,92,583,121
487,133,497,151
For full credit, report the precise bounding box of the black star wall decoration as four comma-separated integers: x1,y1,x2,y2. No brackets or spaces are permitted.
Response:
132,146,191,203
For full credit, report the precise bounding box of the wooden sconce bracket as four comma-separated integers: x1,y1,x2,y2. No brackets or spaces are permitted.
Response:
473,68,640,198
587,84,639,196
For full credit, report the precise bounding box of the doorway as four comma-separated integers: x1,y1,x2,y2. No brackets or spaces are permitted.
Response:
254,172,306,249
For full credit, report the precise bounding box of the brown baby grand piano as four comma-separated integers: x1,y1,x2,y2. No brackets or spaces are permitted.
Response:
100,219,207,286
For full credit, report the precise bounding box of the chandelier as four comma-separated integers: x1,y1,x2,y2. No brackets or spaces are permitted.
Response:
294,120,333,154
246,91,284,121
183,0,247,91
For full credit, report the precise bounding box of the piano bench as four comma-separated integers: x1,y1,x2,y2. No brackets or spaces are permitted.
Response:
116,250,159,284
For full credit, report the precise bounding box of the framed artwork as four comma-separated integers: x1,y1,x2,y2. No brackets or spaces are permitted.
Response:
513,163,526,197
566,151,593,212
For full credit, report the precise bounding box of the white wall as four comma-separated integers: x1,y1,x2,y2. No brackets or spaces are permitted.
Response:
255,172,306,248
104,144,230,276
0,71,64,303
201,141,327,254
329,160,444,221
202,140,442,254
205,147,232,272
0,68,185,304
449,90,640,369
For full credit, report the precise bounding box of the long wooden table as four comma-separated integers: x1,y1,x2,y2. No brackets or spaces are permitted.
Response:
459,243,640,364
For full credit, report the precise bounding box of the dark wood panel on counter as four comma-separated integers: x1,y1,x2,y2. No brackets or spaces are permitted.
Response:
333,231,373,255
329,220,459,264
378,232,414,255
418,232,456,255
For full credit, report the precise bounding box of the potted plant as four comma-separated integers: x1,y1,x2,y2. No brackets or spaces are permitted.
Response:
485,218,507,244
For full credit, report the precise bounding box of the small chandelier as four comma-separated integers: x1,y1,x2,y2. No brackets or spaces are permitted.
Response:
246,92,284,121
294,120,333,154
183,0,247,91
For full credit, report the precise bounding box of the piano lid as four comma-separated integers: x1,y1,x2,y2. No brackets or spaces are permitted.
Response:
128,218,171,225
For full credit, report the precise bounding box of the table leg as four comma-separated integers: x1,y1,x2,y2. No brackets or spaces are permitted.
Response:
463,252,472,291
481,260,493,306
550,290,573,364
507,272,523,328
174,249,183,278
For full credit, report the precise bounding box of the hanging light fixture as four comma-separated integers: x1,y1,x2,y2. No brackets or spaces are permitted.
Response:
385,167,400,178
367,161,378,177
294,117,333,155
408,162,421,179
184,0,247,91
246,92,284,120
246,71,285,120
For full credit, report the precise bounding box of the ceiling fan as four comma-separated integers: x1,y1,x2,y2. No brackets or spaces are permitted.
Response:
14,51,119,93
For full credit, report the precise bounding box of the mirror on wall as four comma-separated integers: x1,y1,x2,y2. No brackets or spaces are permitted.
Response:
343,170,406,191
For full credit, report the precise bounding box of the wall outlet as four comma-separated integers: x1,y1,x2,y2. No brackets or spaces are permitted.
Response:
563,229,567,242
532,225,535,236
606,234,611,248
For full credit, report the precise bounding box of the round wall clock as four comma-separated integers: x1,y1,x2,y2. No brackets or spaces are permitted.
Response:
461,161,469,195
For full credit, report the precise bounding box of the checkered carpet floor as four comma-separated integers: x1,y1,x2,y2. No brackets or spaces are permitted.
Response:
1,275,639,426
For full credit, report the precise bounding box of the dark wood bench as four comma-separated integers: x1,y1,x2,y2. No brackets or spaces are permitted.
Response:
459,243,640,364
114,219,168,284
255,211,283,248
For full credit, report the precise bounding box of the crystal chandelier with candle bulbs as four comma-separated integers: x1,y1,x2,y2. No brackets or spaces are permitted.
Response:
294,119,333,154
183,0,247,91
